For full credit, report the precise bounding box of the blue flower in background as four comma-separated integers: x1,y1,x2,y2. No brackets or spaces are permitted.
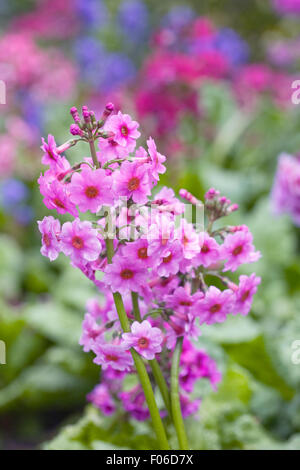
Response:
76,0,108,30
21,92,45,132
100,53,136,92
74,36,107,87
215,28,249,66
74,36,136,92
162,5,195,31
0,179,28,209
13,205,34,226
0,179,33,225
118,0,149,43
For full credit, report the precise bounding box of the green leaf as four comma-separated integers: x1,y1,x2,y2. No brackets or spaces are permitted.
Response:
43,406,158,450
24,301,82,348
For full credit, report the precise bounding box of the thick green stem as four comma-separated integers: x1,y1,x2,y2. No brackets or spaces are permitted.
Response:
171,337,189,450
89,138,100,169
131,292,172,416
105,237,170,450
149,358,172,416
131,292,142,321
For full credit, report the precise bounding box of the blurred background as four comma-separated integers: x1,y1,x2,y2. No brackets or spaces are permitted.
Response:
0,0,300,450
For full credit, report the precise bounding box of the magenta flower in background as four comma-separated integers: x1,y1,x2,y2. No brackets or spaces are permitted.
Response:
38,215,61,261
180,394,201,418
180,339,221,393
93,342,133,371
272,152,300,226
86,296,114,322
69,167,113,213
196,286,234,325
119,386,150,421
272,0,300,14
122,320,163,360
60,218,101,265
79,313,104,352
221,229,261,272
87,384,116,416
0,135,16,178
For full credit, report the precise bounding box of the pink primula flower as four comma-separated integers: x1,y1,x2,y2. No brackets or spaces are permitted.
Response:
196,286,234,325
147,137,166,182
106,111,140,151
221,229,261,272
60,218,101,265
194,232,220,268
122,320,163,360
41,134,64,169
232,274,261,316
156,240,183,277
114,160,151,204
69,167,113,213
41,179,78,217
104,254,148,295
38,215,61,261
93,342,133,371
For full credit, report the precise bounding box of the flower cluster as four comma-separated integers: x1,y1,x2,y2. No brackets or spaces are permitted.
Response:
38,105,261,425
272,152,300,226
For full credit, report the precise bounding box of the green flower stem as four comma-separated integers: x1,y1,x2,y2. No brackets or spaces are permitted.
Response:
131,292,172,416
149,358,172,416
171,336,189,450
131,291,142,321
89,138,100,169
105,237,170,450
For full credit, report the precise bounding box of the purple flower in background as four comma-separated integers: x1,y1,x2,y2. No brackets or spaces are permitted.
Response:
74,37,136,91
76,0,108,30
74,36,106,87
0,178,34,225
100,52,136,92
272,152,300,226
19,91,45,132
272,0,300,15
0,178,28,208
13,206,34,225
118,0,149,42
162,5,195,31
215,28,249,66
